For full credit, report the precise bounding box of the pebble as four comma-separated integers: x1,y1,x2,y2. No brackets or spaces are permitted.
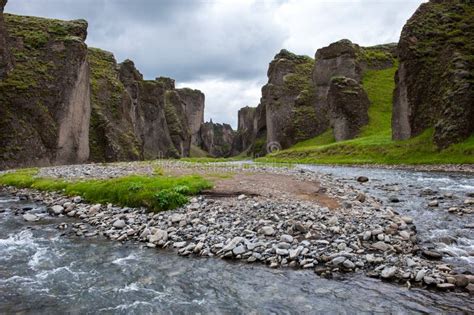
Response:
381,266,397,278
428,201,439,207
261,226,275,236
50,205,64,215
113,219,126,229
422,250,442,260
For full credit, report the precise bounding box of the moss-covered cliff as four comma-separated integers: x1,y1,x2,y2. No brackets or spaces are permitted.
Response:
392,0,473,148
0,12,90,169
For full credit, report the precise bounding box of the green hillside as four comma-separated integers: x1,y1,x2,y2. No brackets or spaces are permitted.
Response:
259,65,474,165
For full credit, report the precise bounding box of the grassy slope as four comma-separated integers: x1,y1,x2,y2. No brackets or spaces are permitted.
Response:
0,169,212,211
260,65,474,164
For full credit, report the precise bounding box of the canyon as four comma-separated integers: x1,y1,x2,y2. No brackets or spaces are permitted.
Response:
0,0,473,169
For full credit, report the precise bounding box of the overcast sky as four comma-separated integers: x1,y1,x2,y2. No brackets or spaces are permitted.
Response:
5,0,425,128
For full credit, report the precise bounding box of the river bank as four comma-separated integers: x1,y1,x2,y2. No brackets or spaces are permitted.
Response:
1,161,473,295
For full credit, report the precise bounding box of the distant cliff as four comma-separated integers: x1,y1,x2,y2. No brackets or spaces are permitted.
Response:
235,40,395,156
392,0,474,148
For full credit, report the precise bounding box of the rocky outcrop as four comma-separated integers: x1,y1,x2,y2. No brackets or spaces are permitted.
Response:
232,106,256,154
0,0,12,79
88,50,142,162
0,12,91,169
237,42,395,157
0,9,206,169
199,121,235,157
177,88,204,146
392,0,474,148
262,50,323,150
163,84,192,157
327,77,370,141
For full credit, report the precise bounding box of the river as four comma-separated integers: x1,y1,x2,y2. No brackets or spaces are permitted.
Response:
0,165,473,314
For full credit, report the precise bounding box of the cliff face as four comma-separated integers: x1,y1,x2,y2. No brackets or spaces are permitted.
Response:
392,0,474,148
327,77,370,141
236,41,395,157
199,121,235,157
0,12,91,169
89,51,194,161
177,88,204,146
0,8,205,169
262,50,323,150
232,106,256,154
88,50,141,162
0,0,12,79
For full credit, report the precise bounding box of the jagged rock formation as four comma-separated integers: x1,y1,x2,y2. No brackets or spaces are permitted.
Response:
163,83,192,157
262,50,322,150
0,12,91,169
236,41,395,156
199,121,235,157
232,106,256,154
392,0,474,148
89,50,196,162
0,9,205,169
327,77,370,141
177,88,204,146
88,50,142,162
0,0,13,79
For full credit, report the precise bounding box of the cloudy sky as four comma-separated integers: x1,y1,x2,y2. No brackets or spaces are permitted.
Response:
6,0,424,128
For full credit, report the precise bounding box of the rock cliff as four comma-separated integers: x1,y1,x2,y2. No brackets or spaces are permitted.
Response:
327,77,370,141
262,50,322,150
0,8,205,169
0,0,12,79
177,88,205,146
0,12,91,169
236,41,395,156
392,0,474,148
199,121,235,157
232,106,256,154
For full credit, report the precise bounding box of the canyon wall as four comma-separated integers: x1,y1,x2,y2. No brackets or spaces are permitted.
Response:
392,0,473,148
0,12,91,169
235,41,395,156
0,8,206,169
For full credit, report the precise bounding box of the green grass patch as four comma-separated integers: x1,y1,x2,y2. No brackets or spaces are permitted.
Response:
0,169,212,211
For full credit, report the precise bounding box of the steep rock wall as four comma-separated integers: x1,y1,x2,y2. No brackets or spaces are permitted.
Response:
263,49,323,150
392,0,474,148
327,77,370,141
199,121,235,157
0,12,91,169
177,88,204,146
0,0,12,79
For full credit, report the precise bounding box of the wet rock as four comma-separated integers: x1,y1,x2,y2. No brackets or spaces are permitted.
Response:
415,270,426,282
464,198,474,205
22,213,39,222
233,245,246,255
50,205,64,215
149,229,168,243
357,176,369,183
422,250,442,260
428,200,439,207
436,283,455,290
454,275,469,288
343,260,355,269
388,196,400,203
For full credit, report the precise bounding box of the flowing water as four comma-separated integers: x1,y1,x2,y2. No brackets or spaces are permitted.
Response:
1,166,473,314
